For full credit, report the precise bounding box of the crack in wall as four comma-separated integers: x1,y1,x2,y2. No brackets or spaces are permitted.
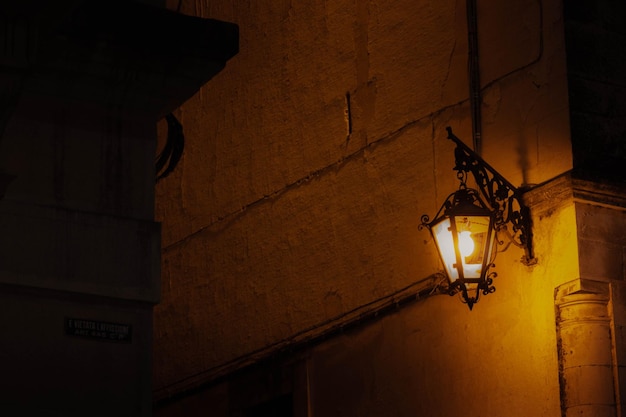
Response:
345,91,353,140
161,0,547,253
162,96,469,252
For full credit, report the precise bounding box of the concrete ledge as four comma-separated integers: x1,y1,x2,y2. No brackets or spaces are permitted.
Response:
555,278,611,301
522,172,626,218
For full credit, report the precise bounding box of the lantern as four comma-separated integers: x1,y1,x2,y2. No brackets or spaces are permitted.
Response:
421,187,497,309
419,127,535,310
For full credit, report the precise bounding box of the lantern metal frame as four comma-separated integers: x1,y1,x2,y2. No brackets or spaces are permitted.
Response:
419,127,535,309
422,186,497,309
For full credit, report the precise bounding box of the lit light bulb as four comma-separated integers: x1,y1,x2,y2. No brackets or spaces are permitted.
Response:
458,231,475,257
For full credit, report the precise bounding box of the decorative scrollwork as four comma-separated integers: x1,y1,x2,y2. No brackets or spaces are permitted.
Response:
446,127,534,263
418,214,431,230
480,272,497,295
419,129,536,309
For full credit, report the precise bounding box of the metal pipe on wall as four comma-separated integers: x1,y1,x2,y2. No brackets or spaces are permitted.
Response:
466,0,482,154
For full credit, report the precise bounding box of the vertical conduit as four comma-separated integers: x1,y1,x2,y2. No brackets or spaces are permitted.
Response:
466,0,482,154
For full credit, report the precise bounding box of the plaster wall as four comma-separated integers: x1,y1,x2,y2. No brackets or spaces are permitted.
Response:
153,0,574,405
155,195,579,416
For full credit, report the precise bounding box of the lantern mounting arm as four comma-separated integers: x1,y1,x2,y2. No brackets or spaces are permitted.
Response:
445,127,535,264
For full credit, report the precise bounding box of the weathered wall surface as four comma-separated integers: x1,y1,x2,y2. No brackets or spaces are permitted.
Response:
153,0,574,411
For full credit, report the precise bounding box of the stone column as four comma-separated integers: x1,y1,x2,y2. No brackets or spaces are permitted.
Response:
555,278,617,417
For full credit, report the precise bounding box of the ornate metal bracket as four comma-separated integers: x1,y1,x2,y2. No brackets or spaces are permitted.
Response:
446,127,535,264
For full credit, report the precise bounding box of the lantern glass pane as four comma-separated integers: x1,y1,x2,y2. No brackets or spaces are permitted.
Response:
432,218,459,282
454,215,491,279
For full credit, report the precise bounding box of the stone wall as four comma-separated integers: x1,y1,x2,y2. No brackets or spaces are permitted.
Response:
153,0,582,415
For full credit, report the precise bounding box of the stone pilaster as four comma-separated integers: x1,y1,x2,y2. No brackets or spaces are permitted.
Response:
556,278,618,417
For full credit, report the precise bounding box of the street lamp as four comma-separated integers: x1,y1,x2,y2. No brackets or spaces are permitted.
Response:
420,127,534,310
